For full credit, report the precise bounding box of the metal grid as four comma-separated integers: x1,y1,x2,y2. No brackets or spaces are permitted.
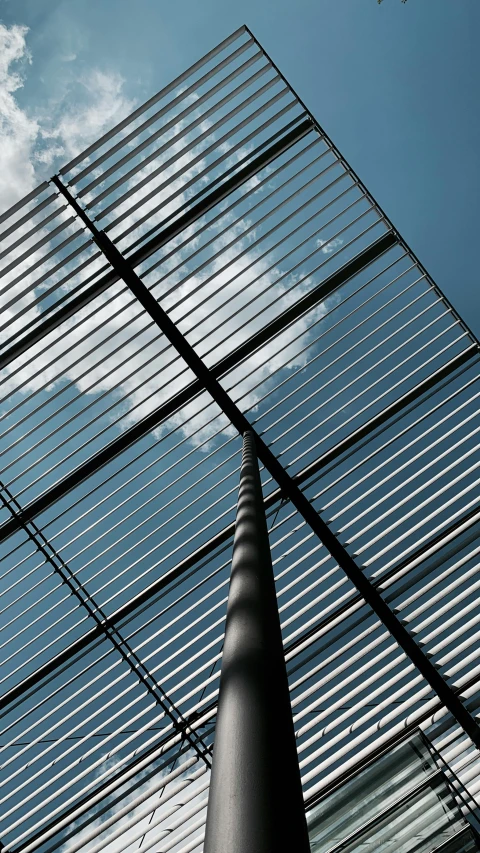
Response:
0,25,479,853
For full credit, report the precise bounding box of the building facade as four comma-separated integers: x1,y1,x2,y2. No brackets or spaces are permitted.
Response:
0,25,479,853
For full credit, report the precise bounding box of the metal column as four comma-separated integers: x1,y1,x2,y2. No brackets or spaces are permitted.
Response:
203,431,310,853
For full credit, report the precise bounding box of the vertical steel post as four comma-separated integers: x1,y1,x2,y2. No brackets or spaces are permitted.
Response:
203,431,310,853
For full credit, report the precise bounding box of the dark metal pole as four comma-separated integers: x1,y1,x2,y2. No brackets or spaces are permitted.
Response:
203,431,310,853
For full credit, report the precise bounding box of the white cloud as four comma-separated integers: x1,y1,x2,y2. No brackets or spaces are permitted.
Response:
317,236,344,254
0,24,135,358
62,755,209,853
38,68,136,165
0,23,333,459
0,23,39,209
0,23,136,207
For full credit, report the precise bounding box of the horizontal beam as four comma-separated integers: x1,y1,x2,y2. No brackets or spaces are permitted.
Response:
10,650,480,853
277,346,478,492
303,679,480,813
244,25,480,352
59,26,248,176
0,481,212,769
2,497,476,717
0,232,397,545
1,363,478,715
32,182,480,749
12,719,217,853
0,118,312,372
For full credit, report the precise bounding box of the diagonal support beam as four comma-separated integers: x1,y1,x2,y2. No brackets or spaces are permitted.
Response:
0,119,312,372
2,499,478,717
0,479,212,768
0,230,398,545
52,174,480,750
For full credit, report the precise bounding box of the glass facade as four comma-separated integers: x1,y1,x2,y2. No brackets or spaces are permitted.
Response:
308,733,480,853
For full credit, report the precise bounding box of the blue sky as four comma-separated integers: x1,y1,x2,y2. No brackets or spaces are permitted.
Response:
0,0,479,333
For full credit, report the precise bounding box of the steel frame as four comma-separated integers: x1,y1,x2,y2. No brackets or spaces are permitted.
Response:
1,24,479,853
49,170,480,749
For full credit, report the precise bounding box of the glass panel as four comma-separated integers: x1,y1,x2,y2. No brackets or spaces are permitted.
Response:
308,733,479,853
